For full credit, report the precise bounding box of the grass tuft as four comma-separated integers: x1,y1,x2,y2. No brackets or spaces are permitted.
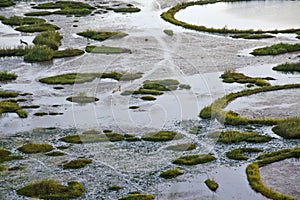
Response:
142,131,184,142
85,45,130,54
165,143,196,151
173,154,215,165
0,0,15,7
272,61,300,73
160,168,183,179
251,43,300,56
62,158,92,169
231,34,274,40
226,147,262,160
18,142,53,154
77,30,127,41
204,179,219,191
272,117,300,139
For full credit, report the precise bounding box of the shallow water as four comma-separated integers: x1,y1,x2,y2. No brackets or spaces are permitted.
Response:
175,0,300,30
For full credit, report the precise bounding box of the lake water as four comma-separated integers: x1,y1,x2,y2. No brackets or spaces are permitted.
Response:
175,0,300,30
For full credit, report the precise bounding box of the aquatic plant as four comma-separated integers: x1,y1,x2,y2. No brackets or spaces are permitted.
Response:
77,30,127,41
0,90,18,98
33,31,62,50
17,179,85,199
124,134,141,142
251,43,300,56
226,147,262,160
18,142,54,154
62,158,92,169
53,48,84,58
173,154,215,165
0,72,17,82
272,117,300,139
204,179,218,191
24,45,54,62
0,100,27,118
109,185,123,191
231,33,274,39
143,79,180,91
165,143,196,151
160,168,184,179
46,151,65,156
24,11,53,16
272,61,300,73
142,131,184,142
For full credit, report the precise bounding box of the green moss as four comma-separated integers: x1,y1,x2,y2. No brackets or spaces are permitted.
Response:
60,132,124,144
85,45,129,54
140,96,156,101
220,70,271,87
46,151,65,156
0,101,27,118
226,147,262,160
163,29,174,36
0,148,23,163
208,130,272,144
62,158,92,169
18,142,54,154
33,31,62,50
24,45,54,62
251,43,300,56
142,131,184,142
0,0,15,7
17,179,84,199
173,154,215,165
0,71,17,81
53,48,84,58
272,117,300,139
272,61,300,73
160,168,183,179
165,143,196,151
15,23,60,33
204,179,218,191
113,7,141,13
231,33,274,39
77,30,127,41
109,185,123,191
119,194,154,200
1,16,46,26
24,11,53,16
66,96,99,103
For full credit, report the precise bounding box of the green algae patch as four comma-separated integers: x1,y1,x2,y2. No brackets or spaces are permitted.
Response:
66,96,99,103
62,158,92,169
226,147,262,160
251,43,300,56
78,30,127,41
0,0,15,7
15,23,60,33
142,131,184,142
160,168,183,179
85,45,130,54
173,154,215,165
0,148,22,164
273,61,300,73
272,117,300,139
0,72,17,82
231,33,274,39
18,142,53,154
205,179,219,191
119,194,154,200
220,70,271,87
208,130,272,144
60,132,124,144
46,151,65,156
17,179,84,199
165,143,196,151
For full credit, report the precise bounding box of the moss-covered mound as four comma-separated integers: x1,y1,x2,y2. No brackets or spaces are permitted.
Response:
119,194,154,200
272,61,300,73
17,179,85,199
226,147,262,160
18,142,54,154
33,31,62,50
0,0,15,7
251,43,300,56
60,132,124,144
66,96,99,103
205,179,218,191
0,148,22,163
165,143,196,151
62,158,92,169
208,130,272,144
231,33,274,40
160,168,183,179
173,154,215,165
142,131,184,142
77,30,127,41
0,72,17,82
272,117,300,139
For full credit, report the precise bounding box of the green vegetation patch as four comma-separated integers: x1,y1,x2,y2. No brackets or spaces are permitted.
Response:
226,147,262,160
66,96,99,103
142,131,184,142
220,70,271,87
204,179,219,191
173,154,215,165
160,168,183,179
208,130,272,144
62,158,92,169
33,31,62,50
109,185,123,191
18,142,54,154
0,0,15,7
163,29,174,36
24,45,54,62
0,100,27,118
53,48,84,58
15,23,60,33
1,16,46,26
0,71,17,82
60,132,124,144
251,43,300,56
77,30,127,41
85,45,130,54
0,46,30,57
119,194,154,200
272,61,300,73
0,148,22,163
17,179,85,199
140,96,156,101
143,79,180,91
124,134,141,142
46,151,65,156
0,90,18,98
113,7,141,13
24,11,53,16
272,117,300,139
165,143,196,151
231,33,274,39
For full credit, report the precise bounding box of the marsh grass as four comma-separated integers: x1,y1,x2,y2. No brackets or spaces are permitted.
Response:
62,158,92,169
18,142,53,154
165,143,196,151
113,7,141,13
1,16,45,26
77,30,127,41
0,90,18,98
0,148,22,163
24,45,54,62
17,179,85,199
251,43,300,56
124,134,141,142
46,151,65,156
0,46,31,57
160,168,183,179
142,131,184,142
24,11,53,16
226,147,262,160
143,79,180,91
85,45,129,54
220,70,271,87
272,61,300,73
0,0,15,7
140,96,156,101
53,48,84,58
60,132,124,144
15,23,60,33
119,194,154,200
231,34,274,39
33,31,62,50
204,179,218,191
173,154,215,165
272,117,300,139
0,100,27,118
0,72,17,81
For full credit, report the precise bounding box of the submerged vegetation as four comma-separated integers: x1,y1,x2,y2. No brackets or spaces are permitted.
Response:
204,179,219,191
142,131,183,142
251,43,300,56
173,154,215,165
272,61,300,73
77,30,127,41
231,33,274,39
18,142,54,154
160,168,184,179
17,179,85,199
226,147,262,160
272,117,300,139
